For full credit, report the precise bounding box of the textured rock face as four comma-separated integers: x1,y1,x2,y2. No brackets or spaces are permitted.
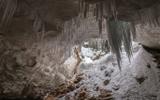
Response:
0,34,79,99
0,11,107,98
1,0,160,99
1,0,79,36
136,24,160,49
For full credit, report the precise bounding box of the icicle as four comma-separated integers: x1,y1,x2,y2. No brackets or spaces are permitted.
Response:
33,14,42,32
107,20,122,69
122,22,133,60
106,19,134,69
1,0,17,27
110,0,117,20
98,2,103,35
137,5,160,27
130,22,136,40
78,0,138,69
84,2,89,18
0,0,5,10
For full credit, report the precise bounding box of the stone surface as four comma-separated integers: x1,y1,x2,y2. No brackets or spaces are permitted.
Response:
0,0,160,99
136,24,160,49
0,35,81,99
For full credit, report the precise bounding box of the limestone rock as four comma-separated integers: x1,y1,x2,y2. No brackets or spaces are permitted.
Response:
136,24,160,49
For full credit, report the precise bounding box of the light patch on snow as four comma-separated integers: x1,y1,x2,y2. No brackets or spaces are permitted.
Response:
58,42,160,100
83,57,93,64
81,47,94,58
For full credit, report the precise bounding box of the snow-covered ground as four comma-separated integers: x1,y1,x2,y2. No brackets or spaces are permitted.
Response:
48,42,160,100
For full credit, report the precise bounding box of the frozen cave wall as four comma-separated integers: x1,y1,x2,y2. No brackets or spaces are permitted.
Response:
136,24,160,49
0,0,160,99
0,4,106,99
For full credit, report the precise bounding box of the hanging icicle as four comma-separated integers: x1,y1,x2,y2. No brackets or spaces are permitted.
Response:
79,0,135,69
0,0,18,28
97,2,103,35
106,19,134,69
136,4,160,27
107,20,122,69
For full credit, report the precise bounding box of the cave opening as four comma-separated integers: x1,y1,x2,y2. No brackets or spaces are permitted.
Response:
0,0,160,100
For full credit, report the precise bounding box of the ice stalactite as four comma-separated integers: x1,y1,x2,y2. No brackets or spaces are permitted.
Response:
78,0,160,69
0,0,17,29
0,0,46,33
107,20,134,69
136,4,160,27
78,0,136,69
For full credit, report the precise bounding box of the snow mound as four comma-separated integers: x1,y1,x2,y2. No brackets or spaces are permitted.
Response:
46,42,160,100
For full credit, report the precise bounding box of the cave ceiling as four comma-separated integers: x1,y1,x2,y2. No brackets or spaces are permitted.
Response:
0,0,160,34
0,0,79,34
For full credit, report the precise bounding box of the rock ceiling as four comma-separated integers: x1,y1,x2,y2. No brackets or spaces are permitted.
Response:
0,0,79,34
0,0,160,34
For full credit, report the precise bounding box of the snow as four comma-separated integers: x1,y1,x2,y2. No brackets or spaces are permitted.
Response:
57,42,160,100
81,46,106,61
81,47,94,58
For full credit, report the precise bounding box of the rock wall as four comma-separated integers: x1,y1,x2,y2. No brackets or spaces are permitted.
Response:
0,32,79,99
136,24,160,49
0,15,105,99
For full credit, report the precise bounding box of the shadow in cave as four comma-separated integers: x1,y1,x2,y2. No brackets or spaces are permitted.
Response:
0,97,42,100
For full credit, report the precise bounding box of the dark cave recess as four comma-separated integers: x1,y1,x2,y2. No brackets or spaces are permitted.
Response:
0,96,42,100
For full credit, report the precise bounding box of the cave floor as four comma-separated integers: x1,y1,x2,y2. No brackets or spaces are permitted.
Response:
44,43,160,100
1,43,160,100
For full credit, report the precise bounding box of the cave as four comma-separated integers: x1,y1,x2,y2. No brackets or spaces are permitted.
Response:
0,0,160,100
